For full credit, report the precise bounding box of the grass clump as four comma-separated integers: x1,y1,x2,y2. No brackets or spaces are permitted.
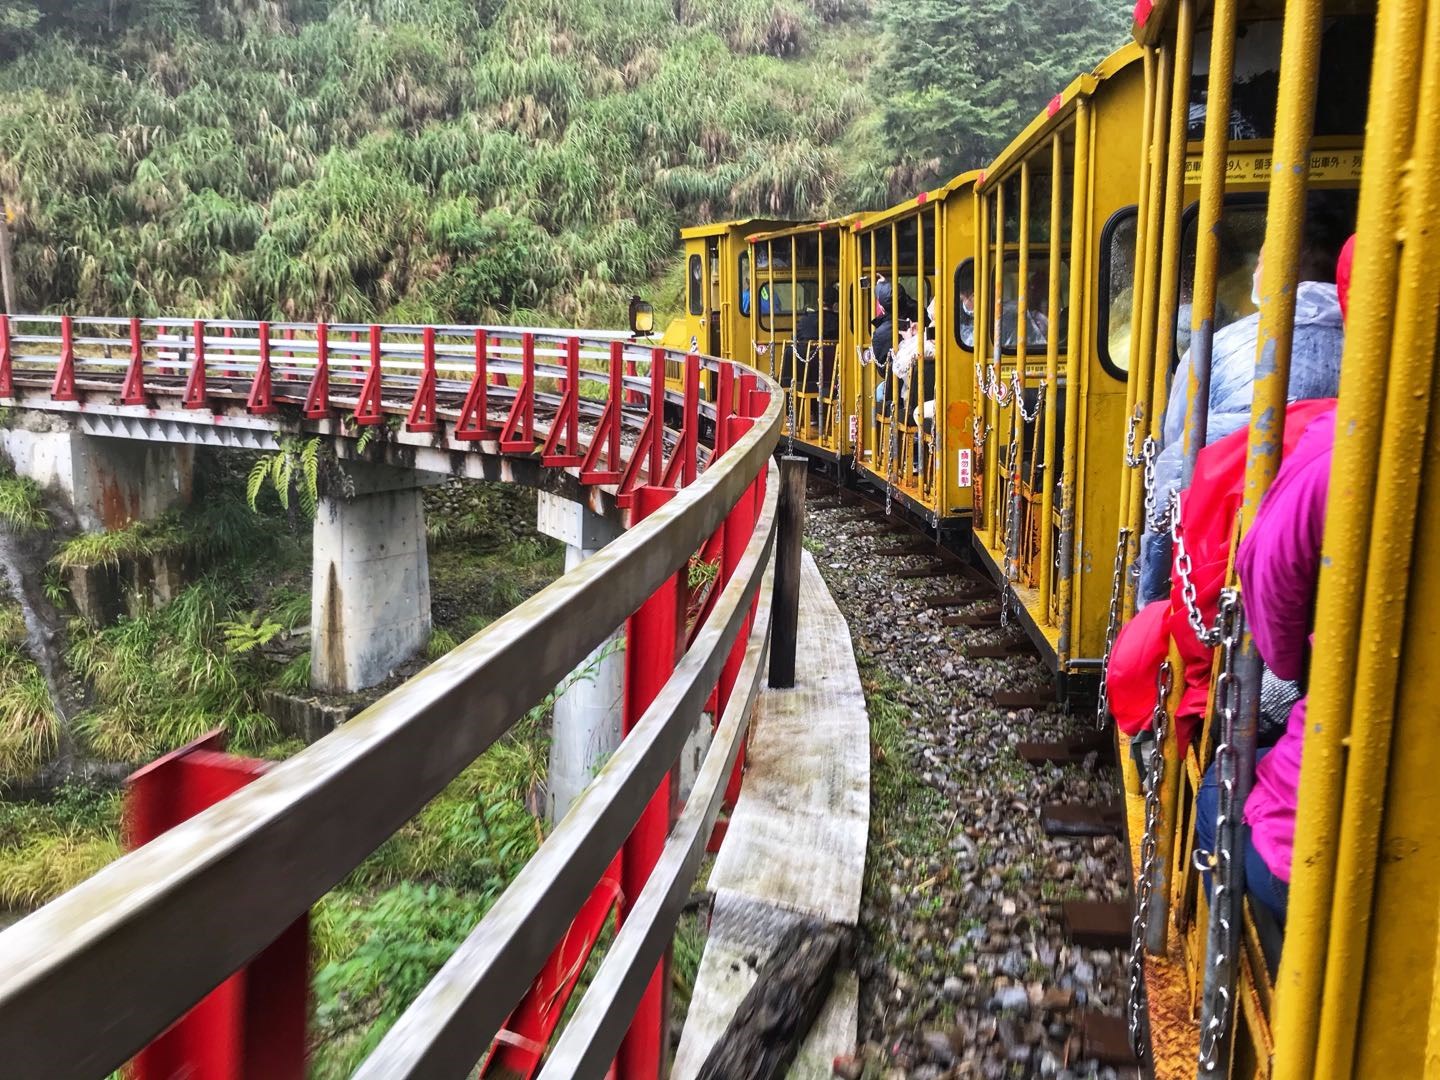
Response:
0,602,59,779
66,576,280,761
0,472,48,533
0,783,123,909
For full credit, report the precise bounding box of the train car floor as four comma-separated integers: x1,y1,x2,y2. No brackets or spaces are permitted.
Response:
672,550,870,1078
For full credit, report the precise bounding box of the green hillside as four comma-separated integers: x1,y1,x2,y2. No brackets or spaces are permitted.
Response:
0,0,889,327
0,0,1130,329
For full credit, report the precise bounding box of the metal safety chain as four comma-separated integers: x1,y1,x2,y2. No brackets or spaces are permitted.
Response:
1123,405,1146,467
785,340,797,457
1093,524,1132,730
1127,659,1174,1060
1195,589,1243,1072
1170,489,1224,648
1011,371,1044,423
1141,436,1170,534
1000,412,1020,626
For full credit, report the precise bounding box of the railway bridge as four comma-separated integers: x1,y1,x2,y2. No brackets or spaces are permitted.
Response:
0,314,869,1078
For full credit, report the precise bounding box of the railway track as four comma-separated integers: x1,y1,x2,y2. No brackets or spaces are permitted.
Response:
802,477,1142,1079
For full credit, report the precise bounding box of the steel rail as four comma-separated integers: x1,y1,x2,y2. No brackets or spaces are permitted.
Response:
540,561,775,1080
357,462,779,1079
0,362,782,1078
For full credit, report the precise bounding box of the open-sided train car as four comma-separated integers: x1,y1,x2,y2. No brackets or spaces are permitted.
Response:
849,172,982,530
744,216,863,460
969,43,1149,689
659,218,796,379
1109,0,1379,1073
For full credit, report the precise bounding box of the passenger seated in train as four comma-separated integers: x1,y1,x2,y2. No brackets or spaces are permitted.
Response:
996,270,1051,349
1137,198,1349,607
1114,238,1353,930
795,284,840,395
956,263,976,350
869,278,918,415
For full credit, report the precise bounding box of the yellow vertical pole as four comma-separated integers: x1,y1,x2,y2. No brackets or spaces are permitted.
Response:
1117,48,1158,539
1011,162,1031,587
933,199,944,504
1317,2,1440,1071
1180,0,1238,484
1057,99,1090,667
1146,0,1194,957
1269,0,1421,1069
817,227,826,444
888,222,901,483
1201,0,1325,1071
788,234,799,438
985,181,1006,550
1039,136,1063,617
766,235,778,382
1121,42,1172,617
979,188,990,538
750,240,761,373
867,228,877,462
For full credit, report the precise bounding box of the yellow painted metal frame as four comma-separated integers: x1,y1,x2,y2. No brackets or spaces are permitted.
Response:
745,216,864,458
970,43,1147,676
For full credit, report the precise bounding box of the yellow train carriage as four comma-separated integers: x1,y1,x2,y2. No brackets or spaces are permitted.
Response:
850,173,981,529
745,216,864,460
1112,0,1375,1074
659,218,797,384
970,43,1149,685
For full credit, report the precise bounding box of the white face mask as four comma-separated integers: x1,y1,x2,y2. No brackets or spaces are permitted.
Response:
1251,275,1262,308
961,296,974,316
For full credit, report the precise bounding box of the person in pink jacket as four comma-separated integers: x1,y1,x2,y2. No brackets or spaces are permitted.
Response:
1193,403,1335,924
1192,235,1354,926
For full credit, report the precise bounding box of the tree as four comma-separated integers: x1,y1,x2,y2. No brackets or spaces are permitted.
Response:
872,0,1132,182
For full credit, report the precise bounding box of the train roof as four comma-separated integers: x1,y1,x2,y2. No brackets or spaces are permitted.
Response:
977,41,1142,190
853,170,982,232
678,218,801,240
746,213,866,244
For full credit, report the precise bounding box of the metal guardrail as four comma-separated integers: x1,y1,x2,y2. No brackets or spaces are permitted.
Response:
0,314,785,1078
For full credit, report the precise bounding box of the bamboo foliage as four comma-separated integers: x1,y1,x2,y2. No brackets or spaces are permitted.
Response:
0,0,892,323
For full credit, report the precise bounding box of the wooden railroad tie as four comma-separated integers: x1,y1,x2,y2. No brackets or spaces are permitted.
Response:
854,523,908,537
1017,729,1115,767
895,561,961,579
962,638,1033,659
943,606,1000,628
1062,899,1131,949
923,585,995,608
874,540,933,556
1040,801,1125,838
990,686,1057,710
1071,1010,1140,1067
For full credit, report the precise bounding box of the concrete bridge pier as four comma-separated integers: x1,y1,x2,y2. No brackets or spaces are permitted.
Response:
0,423,194,531
311,463,443,694
537,492,626,824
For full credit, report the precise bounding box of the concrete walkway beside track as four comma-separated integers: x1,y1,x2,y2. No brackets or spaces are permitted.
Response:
673,550,870,1078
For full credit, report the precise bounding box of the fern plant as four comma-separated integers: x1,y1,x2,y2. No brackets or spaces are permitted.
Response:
219,612,286,654
246,438,323,517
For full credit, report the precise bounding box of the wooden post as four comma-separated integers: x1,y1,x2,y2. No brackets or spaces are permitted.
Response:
768,455,807,689
0,204,16,314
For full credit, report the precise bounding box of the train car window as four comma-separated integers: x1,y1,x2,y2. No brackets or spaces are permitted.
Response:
688,254,703,316
1188,16,1374,139
1097,206,1138,380
1173,196,1267,366
758,280,819,330
992,253,1068,355
953,259,976,351
738,251,751,316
